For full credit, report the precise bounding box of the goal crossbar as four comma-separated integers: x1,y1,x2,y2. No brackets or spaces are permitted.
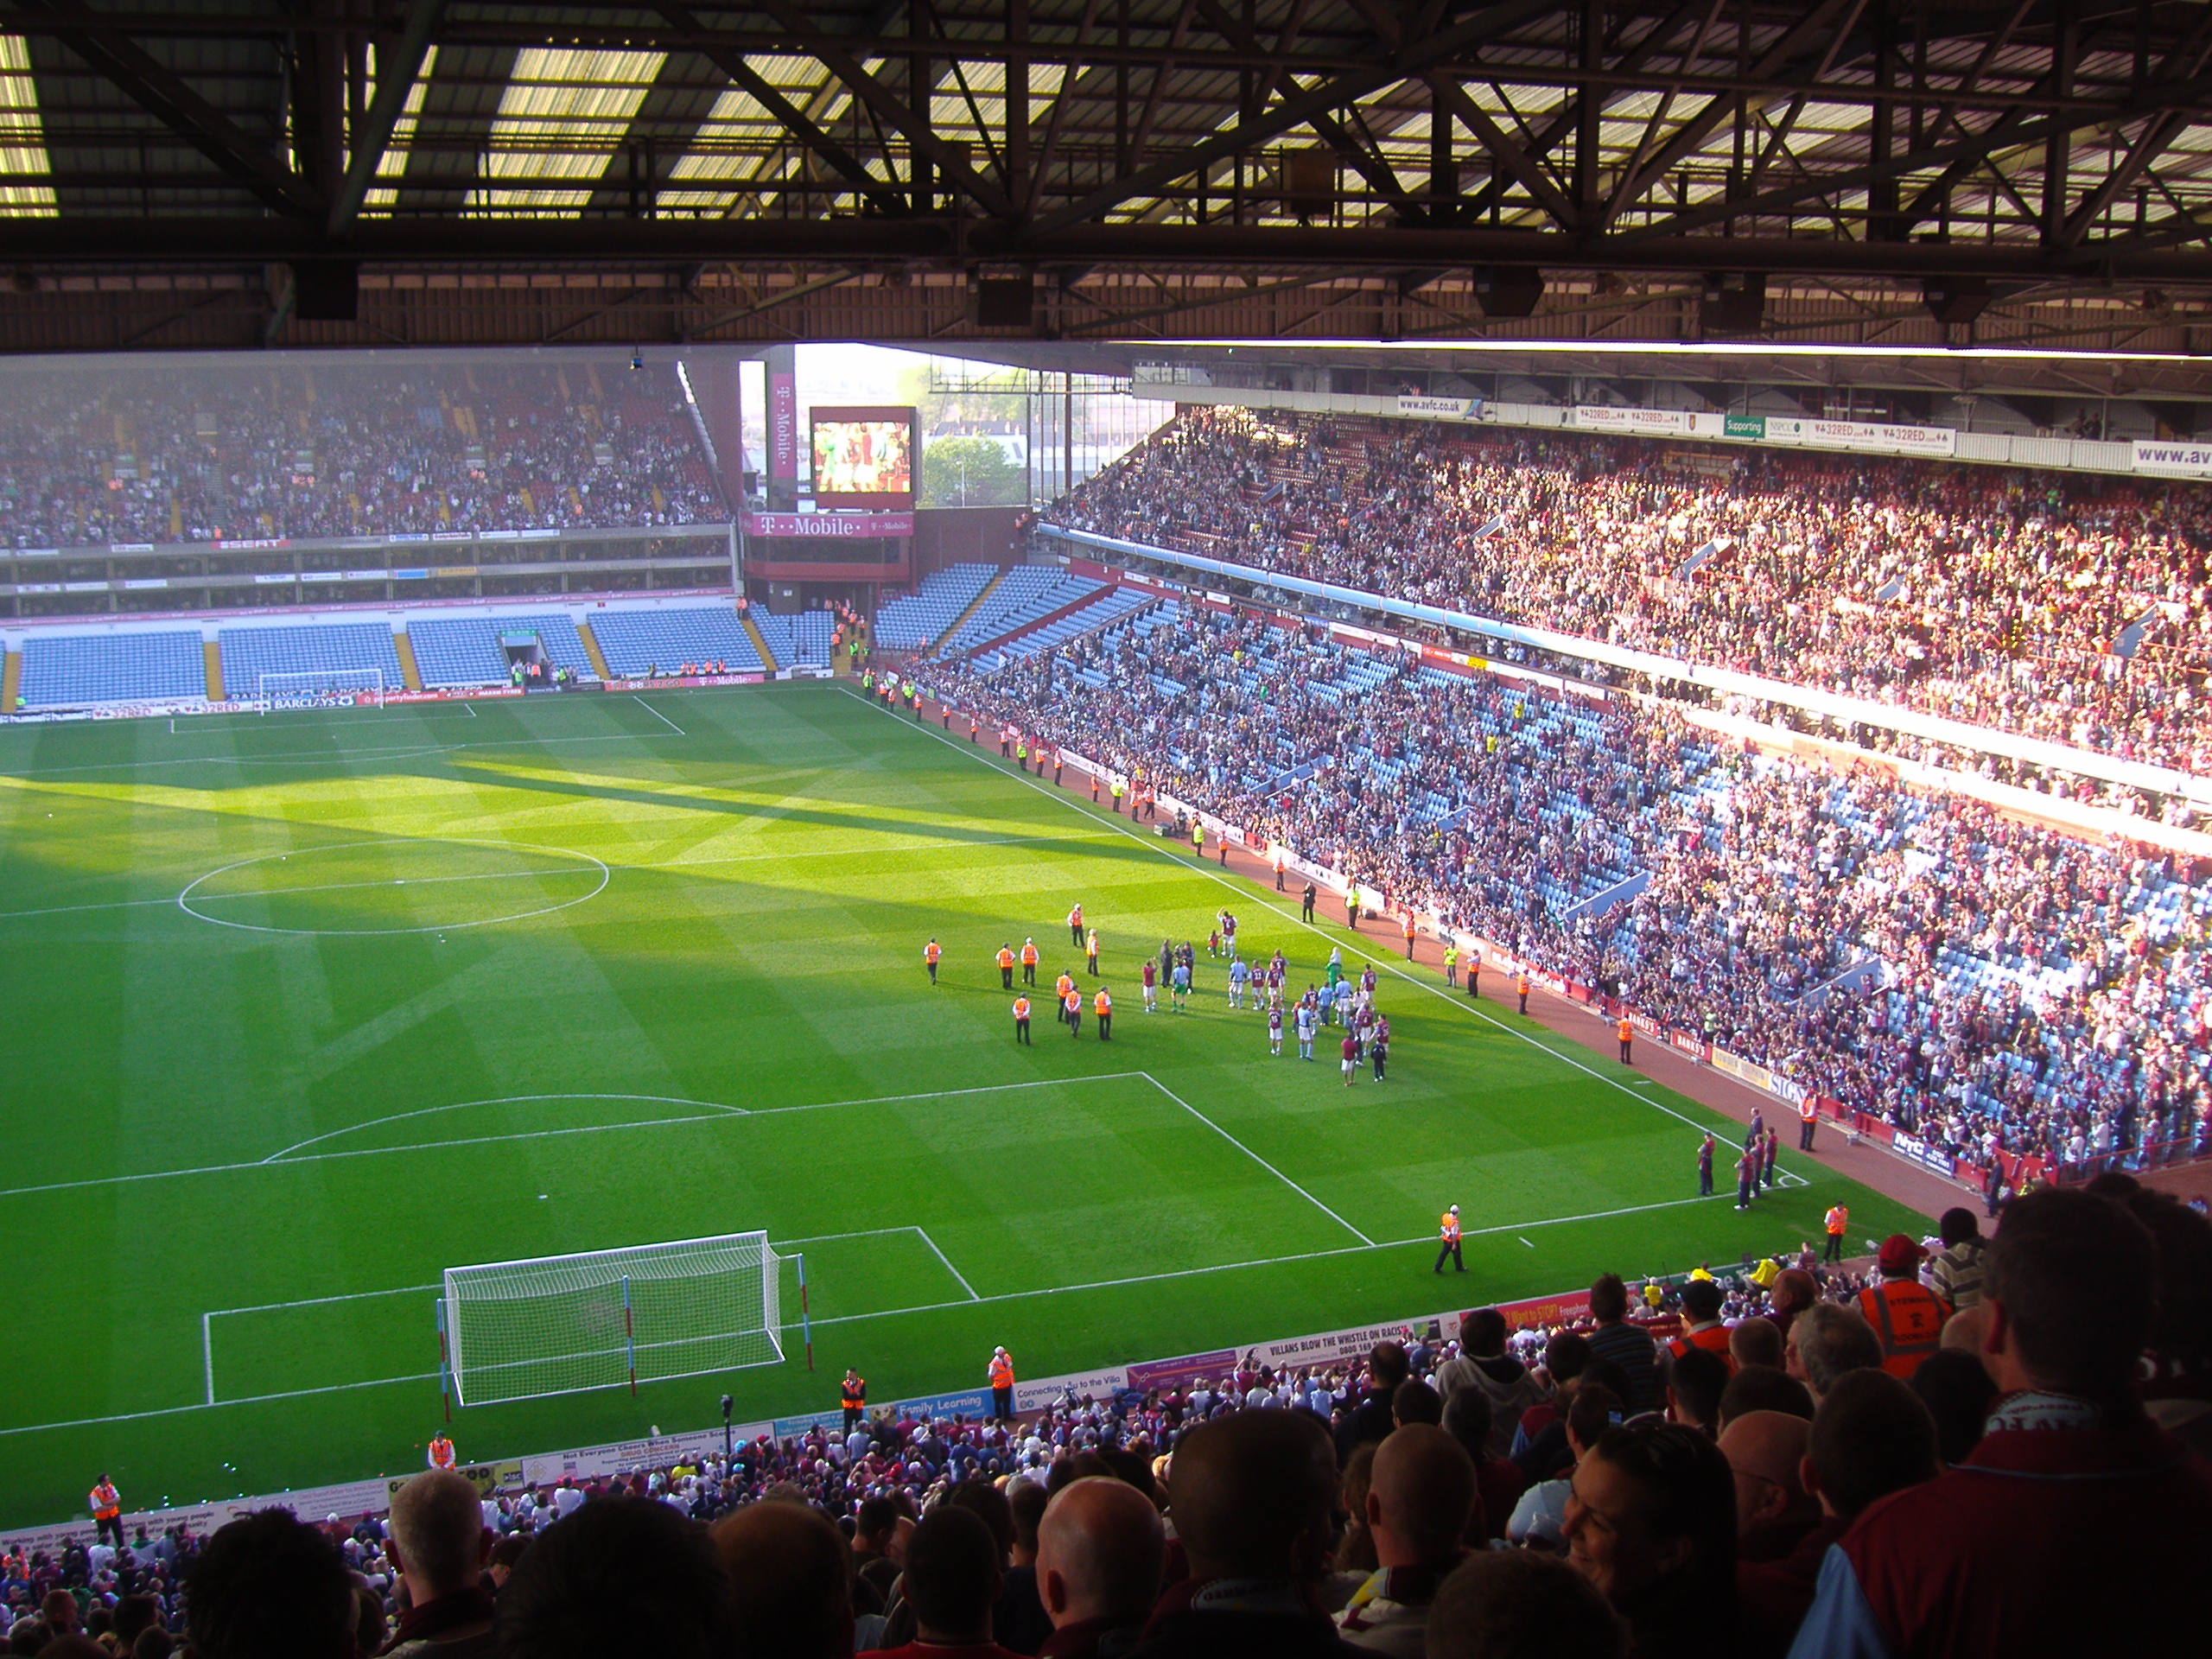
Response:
442,1230,784,1407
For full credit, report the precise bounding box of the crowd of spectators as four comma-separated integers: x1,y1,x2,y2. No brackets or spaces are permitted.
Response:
1047,406,2212,777
11,1183,2206,1658
921,604,2210,1173
0,362,725,548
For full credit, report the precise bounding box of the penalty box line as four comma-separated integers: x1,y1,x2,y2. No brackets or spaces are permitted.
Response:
191,1226,972,1413
14,1181,1744,1440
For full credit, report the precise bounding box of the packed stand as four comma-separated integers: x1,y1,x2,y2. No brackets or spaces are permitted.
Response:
920,607,2211,1172
22,1184,2206,1659
0,360,725,548
1047,406,2212,778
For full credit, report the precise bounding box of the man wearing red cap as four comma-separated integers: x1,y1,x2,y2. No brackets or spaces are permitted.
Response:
1857,1236,1952,1379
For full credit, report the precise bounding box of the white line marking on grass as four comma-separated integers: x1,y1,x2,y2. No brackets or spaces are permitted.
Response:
209,1282,442,1314
0,1076,1153,1199
1519,1237,1535,1248
856,688,1738,1150
1138,1070,1375,1247
201,1313,213,1406
0,730,664,778
4,1188,1744,1438
261,1092,753,1163
633,695,686,735
916,1228,982,1300
175,841,609,937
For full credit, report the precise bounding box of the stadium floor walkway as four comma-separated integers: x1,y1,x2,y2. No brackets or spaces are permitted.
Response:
901,685,1980,1227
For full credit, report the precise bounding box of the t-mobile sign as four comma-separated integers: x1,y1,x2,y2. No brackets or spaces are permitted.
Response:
769,371,798,480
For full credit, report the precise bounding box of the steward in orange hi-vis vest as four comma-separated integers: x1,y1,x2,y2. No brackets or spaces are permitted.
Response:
988,1348,1016,1421
997,944,1017,989
1433,1205,1464,1274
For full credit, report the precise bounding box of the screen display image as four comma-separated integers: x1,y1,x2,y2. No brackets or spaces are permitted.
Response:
810,407,916,506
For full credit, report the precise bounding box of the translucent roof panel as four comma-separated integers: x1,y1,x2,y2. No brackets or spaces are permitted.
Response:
0,34,54,218
468,47,667,216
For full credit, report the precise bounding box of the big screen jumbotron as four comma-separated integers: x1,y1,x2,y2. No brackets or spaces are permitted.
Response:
810,406,916,510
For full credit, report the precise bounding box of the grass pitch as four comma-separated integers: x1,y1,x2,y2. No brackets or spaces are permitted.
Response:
0,683,1927,1528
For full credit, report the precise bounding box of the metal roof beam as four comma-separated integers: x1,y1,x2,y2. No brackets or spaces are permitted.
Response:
745,0,1022,221
1025,0,1558,240
325,0,442,234
23,3,320,217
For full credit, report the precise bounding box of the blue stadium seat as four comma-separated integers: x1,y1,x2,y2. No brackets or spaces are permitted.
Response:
18,631,207,707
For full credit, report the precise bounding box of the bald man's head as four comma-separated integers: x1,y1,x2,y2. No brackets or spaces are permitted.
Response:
388,1471,488,1602
710,1501,853,1659
1365,1424,1477,1567
1034,1478,1165,1630
1717,1411,1813,1538
1165,1408,1338,1581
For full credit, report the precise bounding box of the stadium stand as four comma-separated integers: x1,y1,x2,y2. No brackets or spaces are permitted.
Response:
749,610,835,669
938,569,1103,658
16,630,205,707
1048,406,2212,776
934,602,2212,1176
0,359,724,547
22,1184,2204,1659
215,621,404,695
405,613,599,689
588,607,763,677
873,563,1001,650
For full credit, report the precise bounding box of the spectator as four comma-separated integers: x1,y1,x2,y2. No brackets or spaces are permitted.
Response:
1339,1343,1409,1457
1905,1349,1999,1466
1663,1349,1732,1436
2123,1185,2212,1459
1716,1413,1818,1565
1332,1425,1475,1656
996,1479,1053,1656
384,1471,495,1659
186,1510,357,1659
1561,1419,1738,1659
1389,1380,1443,1430
1129,1408,1361,1658
1924,1210,1987,1311
493,1497,741,1659
1660,1282,1734,1381
1728,1319,1784,1373
1507,1383,1620,1549
863,1505,1023,1659
1584,1276,1663,1416
711,1497,853,1659
1761,1272,1820,1348
1332,1444,1381,1585
1433,1313,1545,1458
1426,1550,1628,1659
1740,1371,1936,1659
1437,1388,1524,1543
1716,1367,1814,1433
1033,1478,1165,1659
1783,1305,1883,1404
1791,1188,2212,1658
853,1498,910,1615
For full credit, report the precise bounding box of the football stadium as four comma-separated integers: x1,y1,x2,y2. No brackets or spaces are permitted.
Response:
2,7,2209,1658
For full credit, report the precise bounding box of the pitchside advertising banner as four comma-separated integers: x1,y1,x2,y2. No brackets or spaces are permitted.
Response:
2132,439,2212,479
1393,394,1486,423
743,512,915,538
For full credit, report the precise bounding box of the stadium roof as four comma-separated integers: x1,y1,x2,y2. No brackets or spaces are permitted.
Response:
3,2,2212,358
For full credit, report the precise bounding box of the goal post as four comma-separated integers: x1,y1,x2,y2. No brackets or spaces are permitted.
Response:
441,1231,785,1407
255,668,386,712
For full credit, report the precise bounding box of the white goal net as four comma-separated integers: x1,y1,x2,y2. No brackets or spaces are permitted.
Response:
441,1231,784,1406
256,668,385,711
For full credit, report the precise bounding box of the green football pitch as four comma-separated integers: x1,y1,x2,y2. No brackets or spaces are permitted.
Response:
0,681,1927,1529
